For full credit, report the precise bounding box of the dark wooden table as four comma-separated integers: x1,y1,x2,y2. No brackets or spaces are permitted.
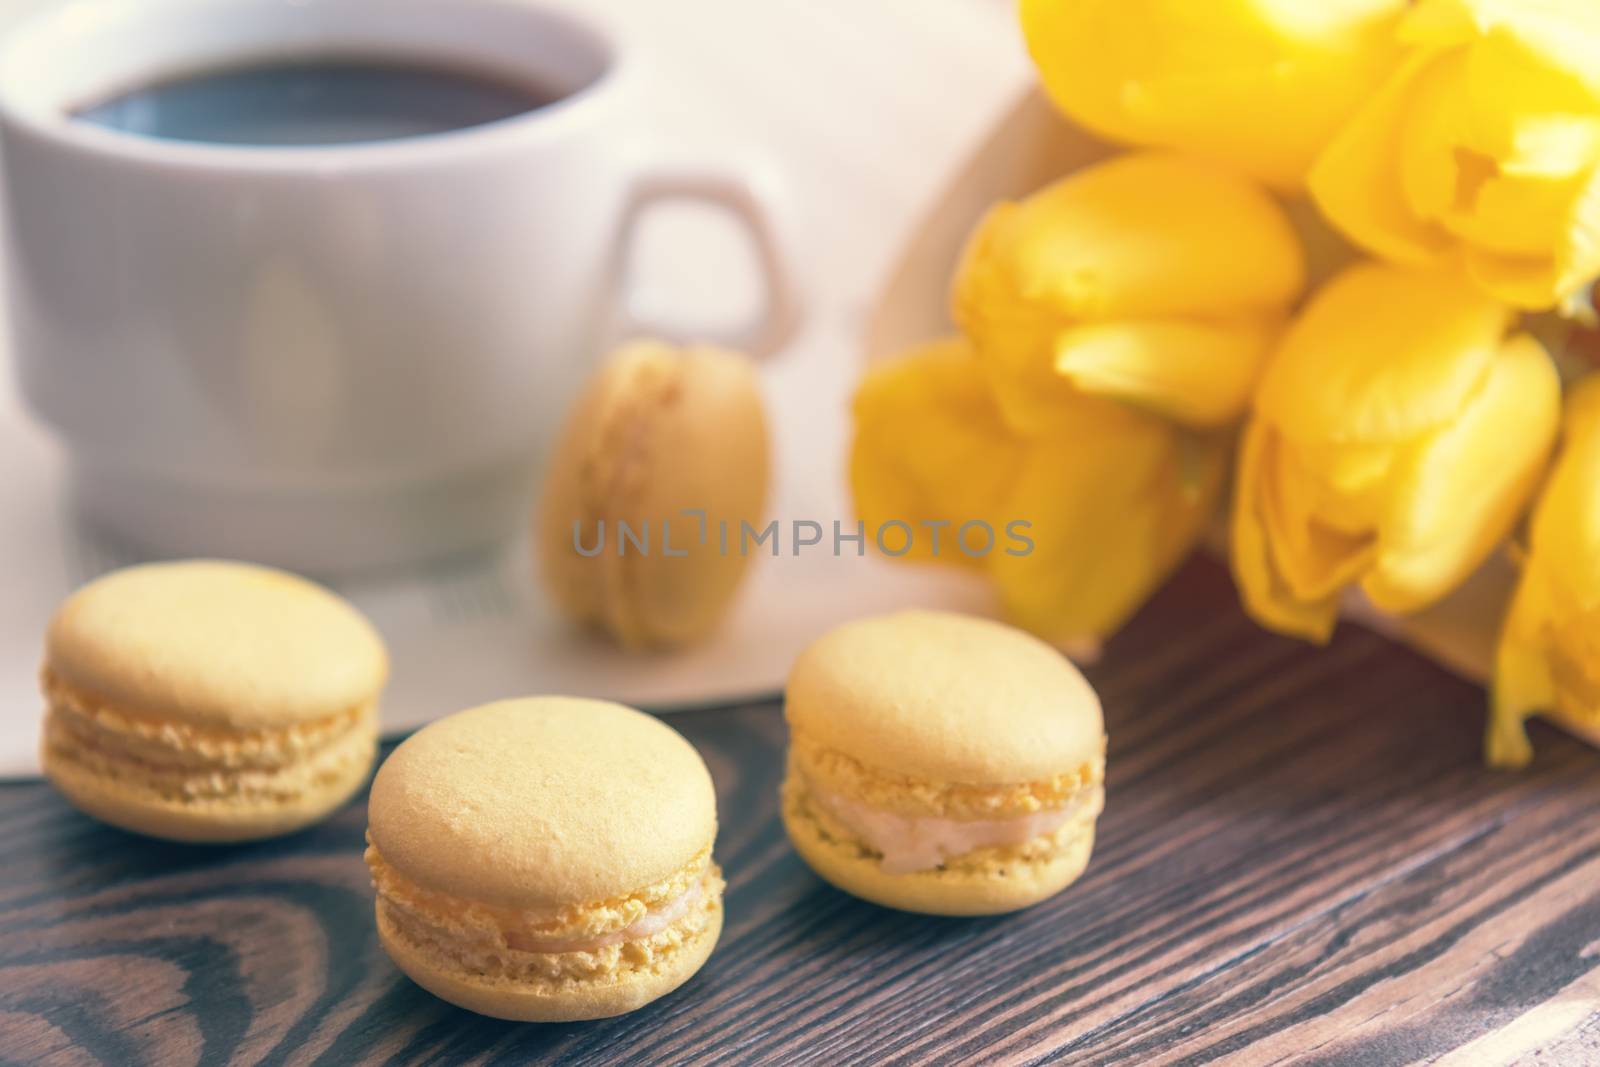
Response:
4,558,1600,1066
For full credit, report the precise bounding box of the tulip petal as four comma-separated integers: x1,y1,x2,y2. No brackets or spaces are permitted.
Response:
1257,263,1510,444
1463,165,1600,309
1396,51,1476,231
1418,0,1600,106
1394,42,1600,306
1365,333,1560,612
1457,18,1600,152
954,152,1304,436
849,334,1228,646
1488,571,1557,768
1500,115,1600,179
1230,419,1342,642
1488,374,1600,765
954,152,1305,326
975,327,1085,439
1053,317,1278,428
850,338,1026,567
1339,1,1600,311
1548,603,1600,723
1311,53,1455,265
1466,248,1586,311
1448,167,1594,258
1291,439,1395,502
1021,0,1406,187
1393,49,1597,256
1260,435,1379,602
995,409,1224,642
1399,0,1480,48
1532,376,1600,596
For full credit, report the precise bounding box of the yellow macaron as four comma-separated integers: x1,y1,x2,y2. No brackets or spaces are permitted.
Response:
366,697,724,1021
781,610,1105,915
535,339,770,650
41,559,387,843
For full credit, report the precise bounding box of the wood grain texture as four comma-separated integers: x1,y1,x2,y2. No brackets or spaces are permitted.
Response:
4,557,1600,1066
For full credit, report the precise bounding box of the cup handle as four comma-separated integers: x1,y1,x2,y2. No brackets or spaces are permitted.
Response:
602,160,804,358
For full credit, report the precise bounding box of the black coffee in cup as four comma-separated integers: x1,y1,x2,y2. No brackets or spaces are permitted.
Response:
72,55,562,146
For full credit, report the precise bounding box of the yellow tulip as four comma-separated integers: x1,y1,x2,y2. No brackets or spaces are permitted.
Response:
1020,0,1406,189
851,337,1226,647
1489,377,1600,767
1232,262,1562,643
1311,0,1600,312
952,152,1304,437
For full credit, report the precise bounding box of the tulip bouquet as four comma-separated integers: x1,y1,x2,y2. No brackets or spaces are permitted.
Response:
851,0,1600,766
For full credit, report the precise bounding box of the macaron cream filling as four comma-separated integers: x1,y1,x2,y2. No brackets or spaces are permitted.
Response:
786,731,1106,876
503,876,709,954
806,780,1104,875
366,841,724,978
42,667,376,801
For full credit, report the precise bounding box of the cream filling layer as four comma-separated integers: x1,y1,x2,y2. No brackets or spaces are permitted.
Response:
47,708,375,803
810,781,1102,874
502,877,706,954
43,670,371,772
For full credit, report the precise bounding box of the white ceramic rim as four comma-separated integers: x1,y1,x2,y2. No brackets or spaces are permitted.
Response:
0,0,621,172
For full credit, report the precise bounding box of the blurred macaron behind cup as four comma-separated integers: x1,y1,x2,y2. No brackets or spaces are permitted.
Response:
536,339,771,650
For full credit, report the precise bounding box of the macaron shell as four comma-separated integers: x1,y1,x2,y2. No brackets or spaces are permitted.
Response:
367,698,717,911
535,340,769,649
374,894,723,1022
46,560,388,729
781,785,1095,916
536,355,616,628
786,610,1105,784
607,344,768,646
42,716,375,843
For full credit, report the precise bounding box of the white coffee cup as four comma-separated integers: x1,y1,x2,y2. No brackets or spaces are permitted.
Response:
0,0,801,574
